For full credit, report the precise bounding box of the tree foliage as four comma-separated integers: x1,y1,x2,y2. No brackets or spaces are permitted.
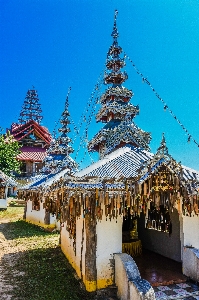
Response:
0,130,21,176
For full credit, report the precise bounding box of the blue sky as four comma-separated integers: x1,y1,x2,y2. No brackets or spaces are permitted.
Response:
1,0,199,170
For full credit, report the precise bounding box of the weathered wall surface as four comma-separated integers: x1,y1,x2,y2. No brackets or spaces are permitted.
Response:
182,215,199,248
61,208,88,289
26,200,57,229
96,213,123,289
0,187,8,208
138,208,181,262
61,221,84,278
26,200,45,225
61,204,123,292
76,216,86,282
115,253,155,300
183,247,199,282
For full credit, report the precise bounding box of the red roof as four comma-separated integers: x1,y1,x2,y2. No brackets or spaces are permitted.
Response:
17,146,47,162
10,120,52,145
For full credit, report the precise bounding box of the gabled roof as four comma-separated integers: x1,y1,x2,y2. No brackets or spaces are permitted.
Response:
137,135,199,190
10,120,51,145
138,157,199,185
75,145,153,178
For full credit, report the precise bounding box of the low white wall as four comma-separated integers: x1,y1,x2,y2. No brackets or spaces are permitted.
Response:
0,187,8,209
0,199,7,209
61,218,86,282
115,253,155,300
182,215,199,248
96,214,123,289
76,216,86,281
61,209,123,291
26,200,58,229
182,247,199,282
26,200,45,225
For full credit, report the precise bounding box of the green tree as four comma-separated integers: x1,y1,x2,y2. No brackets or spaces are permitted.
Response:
0,130,21,177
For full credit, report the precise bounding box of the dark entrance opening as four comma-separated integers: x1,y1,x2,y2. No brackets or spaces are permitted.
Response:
134,249,186,286
122,207,185,286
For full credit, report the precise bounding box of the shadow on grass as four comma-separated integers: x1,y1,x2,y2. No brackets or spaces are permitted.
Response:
2,245,94,300
0,220,57,240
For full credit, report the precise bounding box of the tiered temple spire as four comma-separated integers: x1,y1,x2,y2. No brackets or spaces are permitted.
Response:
88,10,151,158
43,88,78,174
18,88,43,124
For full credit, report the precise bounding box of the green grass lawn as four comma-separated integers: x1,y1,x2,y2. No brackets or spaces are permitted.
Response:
0,206,24,221
1,212,95,300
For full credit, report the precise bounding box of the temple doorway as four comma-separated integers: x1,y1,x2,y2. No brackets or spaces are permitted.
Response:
133,249,186,286
122,207,184,286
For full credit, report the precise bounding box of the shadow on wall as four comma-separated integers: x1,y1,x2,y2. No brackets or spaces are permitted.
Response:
137,208,181,262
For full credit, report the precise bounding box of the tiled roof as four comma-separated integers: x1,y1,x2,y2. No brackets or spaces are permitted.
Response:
181,165,199,181
23,169,70,190
75,146,153,178
17,146,47,162
20,146,199,191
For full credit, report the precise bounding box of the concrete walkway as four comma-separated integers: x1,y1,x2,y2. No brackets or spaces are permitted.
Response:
154,282,199,299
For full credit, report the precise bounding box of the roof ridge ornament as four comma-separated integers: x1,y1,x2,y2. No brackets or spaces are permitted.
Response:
157,133,169,156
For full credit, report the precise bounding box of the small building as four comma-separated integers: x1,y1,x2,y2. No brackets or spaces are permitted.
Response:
9,88,52,178
0,170,17,209
21,88,78,229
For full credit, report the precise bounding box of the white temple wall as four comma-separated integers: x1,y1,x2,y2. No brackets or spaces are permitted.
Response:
26,200,57,229
49,214,57,227
96,212,123,289
61,218,86,282
182,215,199,248
182,247,199,282
60,205,123,291
0,187,8,209
76,216,86,281
55,219,60,231
138,208,182,262
26,200,44,225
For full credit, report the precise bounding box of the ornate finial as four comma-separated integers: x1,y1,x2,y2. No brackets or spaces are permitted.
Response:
65,86,71,107
111,9,119,41
157,133,169,156
162,132,165,144
114,9,118,22
52,128,56,139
